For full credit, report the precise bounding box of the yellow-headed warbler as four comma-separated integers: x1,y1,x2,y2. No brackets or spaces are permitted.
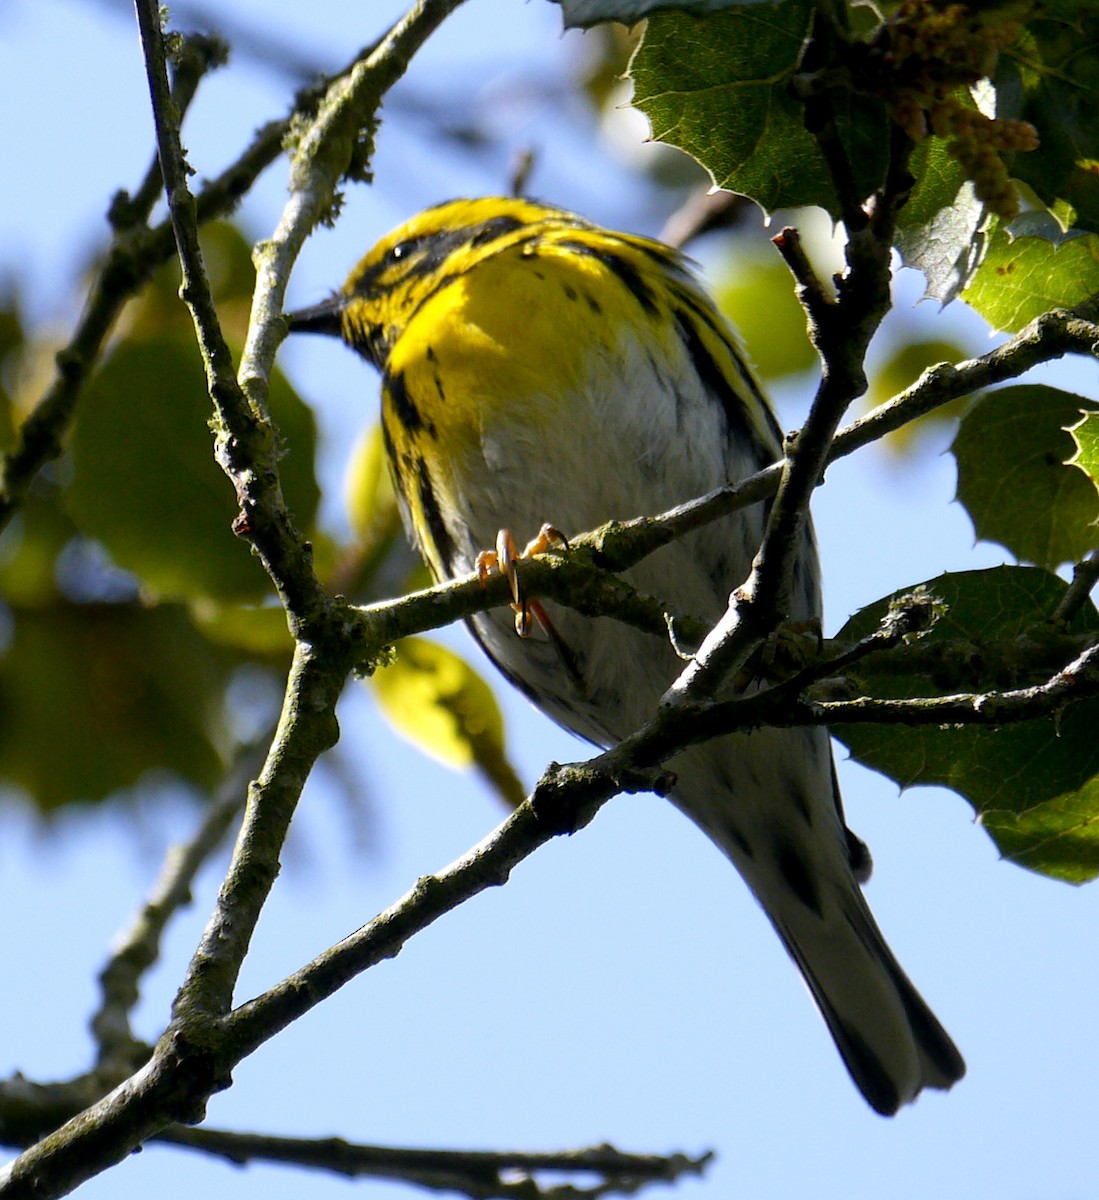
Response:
287,197,964,1114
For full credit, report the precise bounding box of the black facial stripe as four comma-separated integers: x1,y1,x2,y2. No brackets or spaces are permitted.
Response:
381,215,530,289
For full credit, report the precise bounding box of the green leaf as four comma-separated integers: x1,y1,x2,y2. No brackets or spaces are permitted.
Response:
124,221,262,345
862,340,970,455
895,143,983,303
191,601,294,658
714,254,815,380
952,385,1099,568
981,779,1099,884
996,13,1099,235
0,492,76,606
552,0,750,29
1069,408,1099,496
371,637,527,808
833,566,1099,883
0,297,24,449
961,220,1099,332
67,335,318,603
0,602,233,812
629,4,890,218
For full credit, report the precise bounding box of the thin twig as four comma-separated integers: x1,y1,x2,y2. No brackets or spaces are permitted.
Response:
658,188,752,250
0,3,471,1197
571,640,1099,793
155,1127,711,1198
755,640,1099,730
90,741,267,1078
1054,546,1099,625
662,133,901,704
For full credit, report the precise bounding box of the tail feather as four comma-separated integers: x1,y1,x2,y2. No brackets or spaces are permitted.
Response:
670,732,965,1115
871,928,967,1090
779,902,965,1115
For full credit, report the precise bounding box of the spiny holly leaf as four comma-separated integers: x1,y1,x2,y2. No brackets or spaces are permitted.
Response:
629,4,890,218
894,139,982,302
952,385,1099,568
552,0,750,29
834,566,1099,883
982,779,1099,883
961,220,1099,332
371,637,526,809
996,12,1099,235
1069,409,1099,497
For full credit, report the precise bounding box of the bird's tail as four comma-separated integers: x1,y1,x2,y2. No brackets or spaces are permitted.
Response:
771,881,966,1114
670,732,965,1115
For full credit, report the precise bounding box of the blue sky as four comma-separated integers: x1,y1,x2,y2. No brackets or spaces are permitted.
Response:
3,2,1099,1198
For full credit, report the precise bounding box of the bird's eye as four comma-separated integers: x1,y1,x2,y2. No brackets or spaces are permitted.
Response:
390,241,408,261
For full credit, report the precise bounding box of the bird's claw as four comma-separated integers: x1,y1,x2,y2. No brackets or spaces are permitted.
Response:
476,523,568,639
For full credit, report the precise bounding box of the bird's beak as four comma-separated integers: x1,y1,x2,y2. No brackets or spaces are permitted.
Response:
284,294,347,338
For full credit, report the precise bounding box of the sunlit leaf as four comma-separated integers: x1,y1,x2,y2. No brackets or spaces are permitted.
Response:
715,254,815,380
371,637,526,809
894,149,982,303
961,221,1099,332
345,422,401,546
864,338,969,453
191,600,294,657
1069,408,1099,498
982,779,1099,884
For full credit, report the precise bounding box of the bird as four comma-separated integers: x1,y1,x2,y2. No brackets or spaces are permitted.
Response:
286,196,965,1115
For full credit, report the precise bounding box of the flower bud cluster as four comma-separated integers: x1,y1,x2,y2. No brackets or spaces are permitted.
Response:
872,0,1037,217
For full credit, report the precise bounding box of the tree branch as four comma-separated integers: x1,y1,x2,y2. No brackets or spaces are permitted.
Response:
1055,545,1099,625
0,2,474,1196
753,640,1099,731
660,121,907,706
6,4,1098,1195
90,740,267,1080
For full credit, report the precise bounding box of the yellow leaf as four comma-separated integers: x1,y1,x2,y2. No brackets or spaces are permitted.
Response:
345,422,401,546
371,637,526,808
